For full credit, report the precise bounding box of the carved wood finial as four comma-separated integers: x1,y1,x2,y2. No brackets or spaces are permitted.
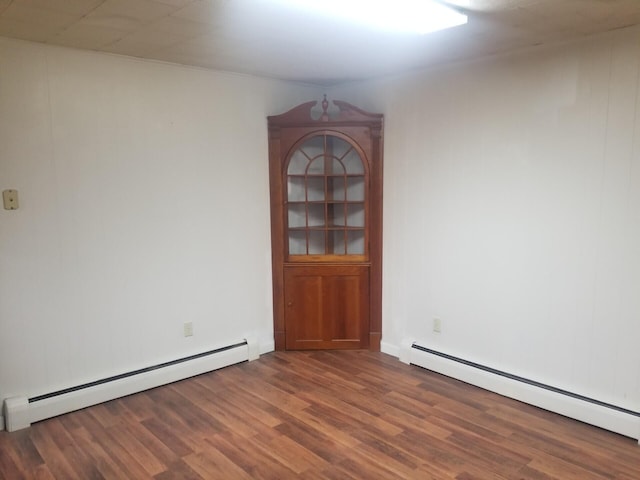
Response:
321,94,329,121
267,98,382,125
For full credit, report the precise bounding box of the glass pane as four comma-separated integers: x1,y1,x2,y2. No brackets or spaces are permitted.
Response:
330,176,346,201
289,231,307,255
330,137,351,158
346,177,365,201
347,230,365,254
307,157,325,174
288,150,308,175
309,230,325,254
328,157,345,175
307,204,325,227
287,176,305,202
330,204,346,226
300,135,324,159
346,203,364,227
288,204,306,228
343,149,364,174
331,230,346,255
307,177,325,201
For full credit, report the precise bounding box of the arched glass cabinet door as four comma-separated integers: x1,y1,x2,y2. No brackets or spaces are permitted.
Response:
285,133,368,260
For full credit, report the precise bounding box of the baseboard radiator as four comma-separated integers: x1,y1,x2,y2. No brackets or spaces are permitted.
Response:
401,341,640,443
3,338,260,432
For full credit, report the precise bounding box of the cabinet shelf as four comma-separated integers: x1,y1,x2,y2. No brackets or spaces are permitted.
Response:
287,174,365,178
285,200,365,205
288,226,365,231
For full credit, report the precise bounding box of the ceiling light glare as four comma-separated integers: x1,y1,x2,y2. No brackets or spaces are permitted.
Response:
274,0,468,35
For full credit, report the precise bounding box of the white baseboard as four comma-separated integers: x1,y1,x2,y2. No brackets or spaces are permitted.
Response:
259,338,275,355
380,340,400,358
4,339,258,432
409,342,640,442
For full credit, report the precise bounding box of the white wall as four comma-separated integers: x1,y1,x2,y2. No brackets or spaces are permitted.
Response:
0,37,321,427
332,26,640,414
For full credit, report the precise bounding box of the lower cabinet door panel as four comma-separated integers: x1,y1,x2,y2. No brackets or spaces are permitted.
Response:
284,265,370,350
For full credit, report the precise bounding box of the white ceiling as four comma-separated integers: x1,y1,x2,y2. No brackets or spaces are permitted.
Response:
1,0,640,85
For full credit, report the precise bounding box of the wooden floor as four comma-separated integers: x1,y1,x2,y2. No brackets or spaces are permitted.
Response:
1,351,638,479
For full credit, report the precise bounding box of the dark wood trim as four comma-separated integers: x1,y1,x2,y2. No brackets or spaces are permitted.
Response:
369,332,382,351
369,121,383,346
268,125,286,350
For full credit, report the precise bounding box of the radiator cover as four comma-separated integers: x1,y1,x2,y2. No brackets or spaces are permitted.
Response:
4,338,259,432
403,340,640,443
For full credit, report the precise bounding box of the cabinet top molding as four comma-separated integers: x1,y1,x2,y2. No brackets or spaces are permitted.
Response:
268,96,383,126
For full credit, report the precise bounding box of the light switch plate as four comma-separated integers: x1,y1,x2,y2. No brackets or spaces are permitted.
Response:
3,189,19,210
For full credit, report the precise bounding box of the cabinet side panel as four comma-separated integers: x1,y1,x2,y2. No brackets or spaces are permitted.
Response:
268,127,286,350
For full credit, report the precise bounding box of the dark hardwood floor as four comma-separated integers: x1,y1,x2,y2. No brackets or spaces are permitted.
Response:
1,351,638,479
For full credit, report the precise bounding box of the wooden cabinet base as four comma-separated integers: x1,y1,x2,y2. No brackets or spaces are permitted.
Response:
284,265,369,350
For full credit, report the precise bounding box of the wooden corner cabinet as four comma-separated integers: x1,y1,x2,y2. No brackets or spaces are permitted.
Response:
268,97,383,351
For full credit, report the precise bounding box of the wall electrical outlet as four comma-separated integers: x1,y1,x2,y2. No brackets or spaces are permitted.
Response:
433,317,442,333
183,322,193,337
